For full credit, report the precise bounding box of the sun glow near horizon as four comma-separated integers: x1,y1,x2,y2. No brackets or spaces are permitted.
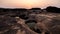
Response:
11,0,44,8
21,0,44,8
0,0,60,8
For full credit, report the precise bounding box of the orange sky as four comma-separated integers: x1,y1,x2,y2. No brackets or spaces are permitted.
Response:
0,0,60,9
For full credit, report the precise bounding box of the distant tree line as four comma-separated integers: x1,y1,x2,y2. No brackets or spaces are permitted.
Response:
45,6,60,13
0,6,60,14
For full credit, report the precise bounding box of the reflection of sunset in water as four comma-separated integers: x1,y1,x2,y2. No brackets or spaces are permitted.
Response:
0,0,60,8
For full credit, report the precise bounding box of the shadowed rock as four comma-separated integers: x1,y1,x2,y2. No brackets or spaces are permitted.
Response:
35,15,60,34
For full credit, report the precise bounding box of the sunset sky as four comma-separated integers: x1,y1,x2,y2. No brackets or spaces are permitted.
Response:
0,0,60,9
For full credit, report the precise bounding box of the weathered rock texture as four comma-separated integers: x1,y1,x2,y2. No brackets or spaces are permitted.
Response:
0,9,60,34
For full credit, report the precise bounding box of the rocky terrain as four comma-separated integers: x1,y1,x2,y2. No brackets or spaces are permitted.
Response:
0,7,60,34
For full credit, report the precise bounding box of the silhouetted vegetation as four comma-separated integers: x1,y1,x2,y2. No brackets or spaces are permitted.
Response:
29,8,41,10
45,6,60,13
